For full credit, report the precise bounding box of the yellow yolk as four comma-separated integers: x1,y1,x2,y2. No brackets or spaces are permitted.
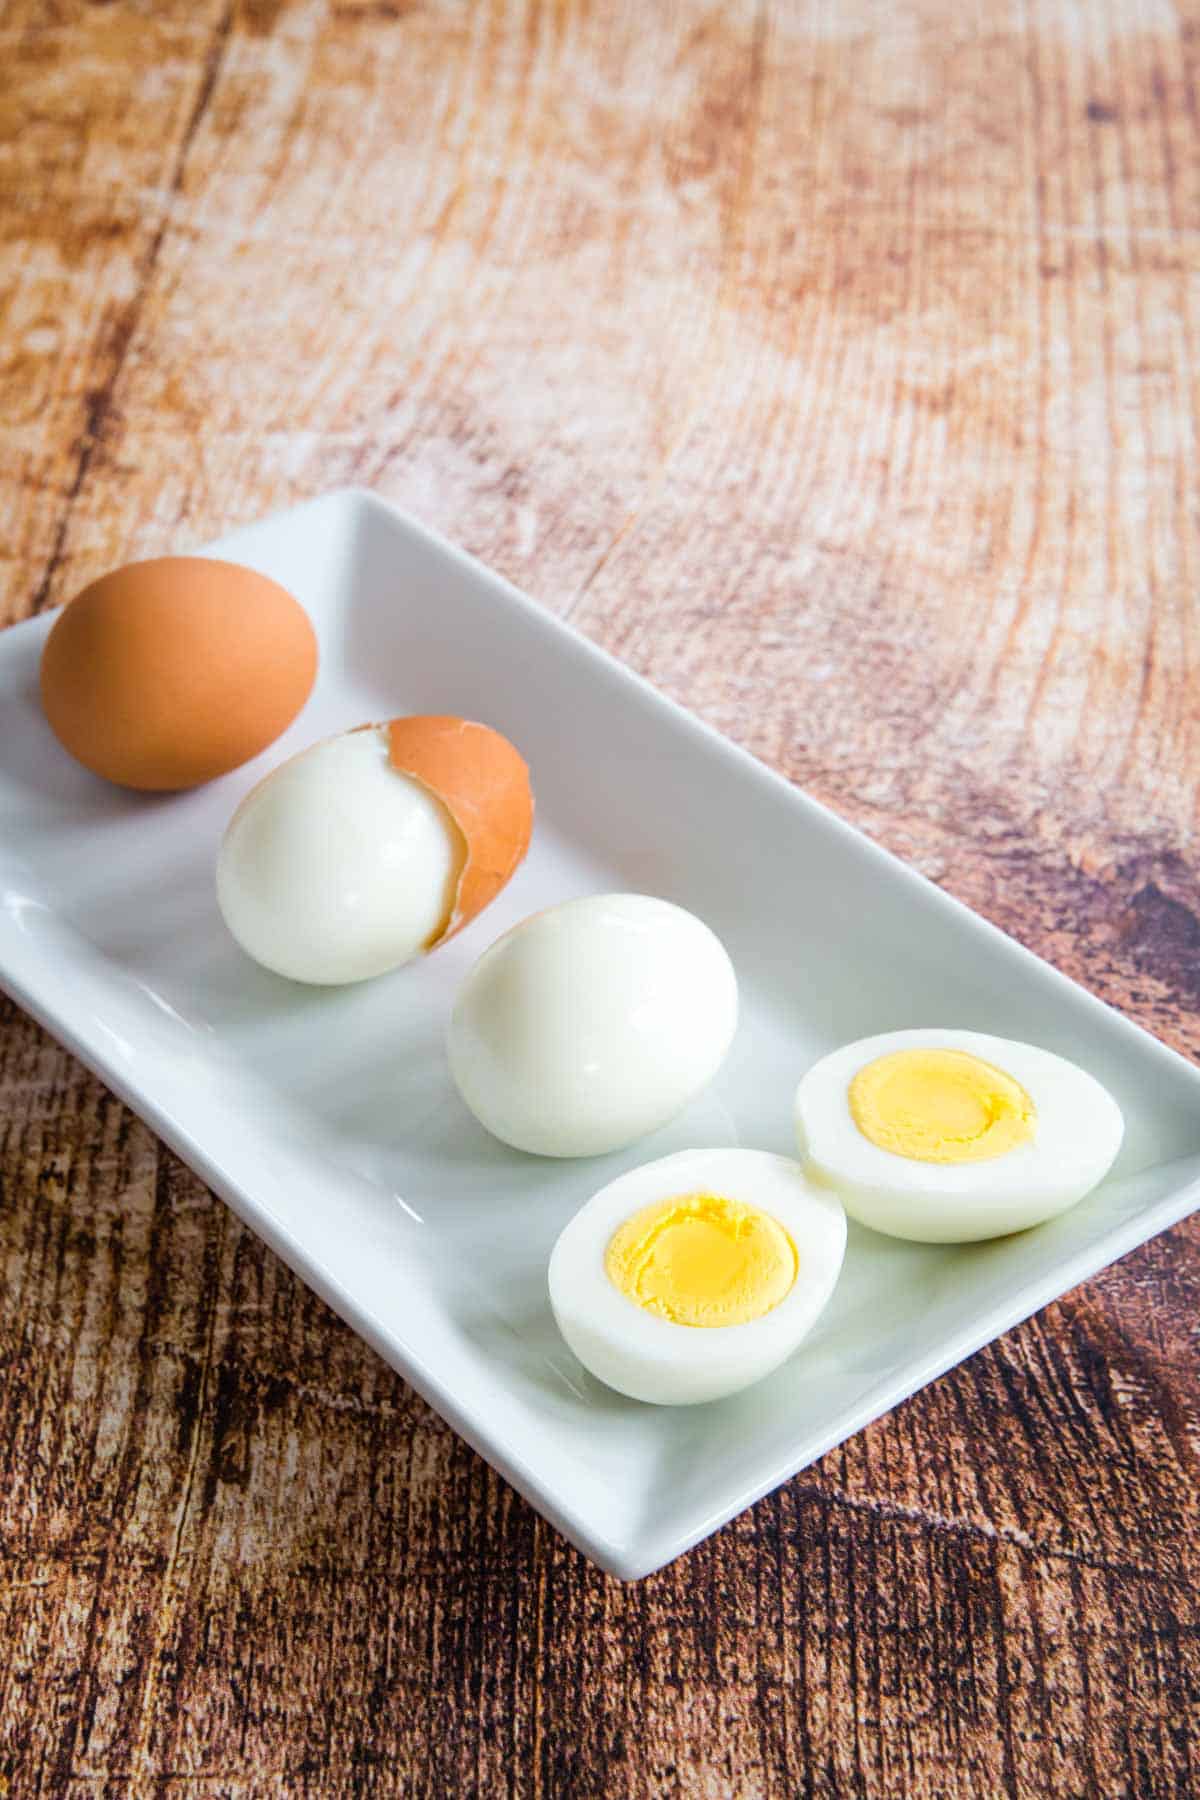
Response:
604,1192,798,1329
849,1048,1036,1164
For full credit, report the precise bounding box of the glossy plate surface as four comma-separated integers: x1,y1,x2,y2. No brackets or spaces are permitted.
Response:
3,489,1198,1579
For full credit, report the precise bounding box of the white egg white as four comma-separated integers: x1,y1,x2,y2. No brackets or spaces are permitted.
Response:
794,1028,1125,1243
548,1147,847,1405
217,726,464,985
447,894,738,1158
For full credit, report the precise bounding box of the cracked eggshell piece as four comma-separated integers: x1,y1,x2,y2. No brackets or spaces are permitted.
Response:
385,715,533,946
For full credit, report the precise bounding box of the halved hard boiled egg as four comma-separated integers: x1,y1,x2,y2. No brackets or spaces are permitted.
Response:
794,1029,1124,1243
448,894,738,1157
548,1148,847,1404
217,716,532,984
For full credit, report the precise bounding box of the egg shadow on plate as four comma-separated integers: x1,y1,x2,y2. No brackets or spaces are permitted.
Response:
275,1042,471,1183
440,1271,588,1400
66,851,224,956
25,842,339,1043
330,1094,626,1415
429,1250,636,1418
618,1292,877,1549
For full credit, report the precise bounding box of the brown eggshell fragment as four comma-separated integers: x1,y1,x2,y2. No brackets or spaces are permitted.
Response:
385,715,534,944
39,556,317,791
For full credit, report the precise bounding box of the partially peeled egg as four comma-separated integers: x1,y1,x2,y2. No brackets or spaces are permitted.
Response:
217,716,532,984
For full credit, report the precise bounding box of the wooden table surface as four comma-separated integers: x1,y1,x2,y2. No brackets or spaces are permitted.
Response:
2,1,1198,1794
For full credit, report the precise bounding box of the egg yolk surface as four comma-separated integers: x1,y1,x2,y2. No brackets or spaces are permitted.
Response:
849,1048,1036,1164
605,1193,798,1328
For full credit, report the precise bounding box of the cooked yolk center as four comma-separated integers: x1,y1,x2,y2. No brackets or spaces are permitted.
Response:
849,1048,1036,1164
604,1192,798,1329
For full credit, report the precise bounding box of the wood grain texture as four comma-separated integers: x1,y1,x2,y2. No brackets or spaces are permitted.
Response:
1,0,1198,1793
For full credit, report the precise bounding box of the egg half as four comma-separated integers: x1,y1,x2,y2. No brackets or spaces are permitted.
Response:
217,717,532,984
794,1029,1124,1243
447,894,738,1157
549,1148,847,1404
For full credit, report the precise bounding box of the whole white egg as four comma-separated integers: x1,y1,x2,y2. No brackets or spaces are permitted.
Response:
446,893,738,1157
548,1147,847,1404
217,727,465,984
794,1028,1125,1242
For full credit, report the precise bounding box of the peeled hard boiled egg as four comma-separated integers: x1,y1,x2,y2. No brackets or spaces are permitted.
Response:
549,1148,847,1404
40,556,317,790
447,894,738,1157
217,716,532,984
794,1029,1124,1243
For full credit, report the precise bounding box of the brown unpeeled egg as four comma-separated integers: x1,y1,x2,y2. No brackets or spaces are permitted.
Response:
40,556,318,791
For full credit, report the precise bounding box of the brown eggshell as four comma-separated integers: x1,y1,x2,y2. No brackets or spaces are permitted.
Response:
39,556,317,791
385,715,534,944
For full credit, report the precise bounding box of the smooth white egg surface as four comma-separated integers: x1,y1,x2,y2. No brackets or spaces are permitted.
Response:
217,727,465,984
446,893,738,1157
548,1147,847,1405
795,1028,1125,1243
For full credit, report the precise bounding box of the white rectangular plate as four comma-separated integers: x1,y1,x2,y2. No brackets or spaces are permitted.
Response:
3,489,1199,1579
